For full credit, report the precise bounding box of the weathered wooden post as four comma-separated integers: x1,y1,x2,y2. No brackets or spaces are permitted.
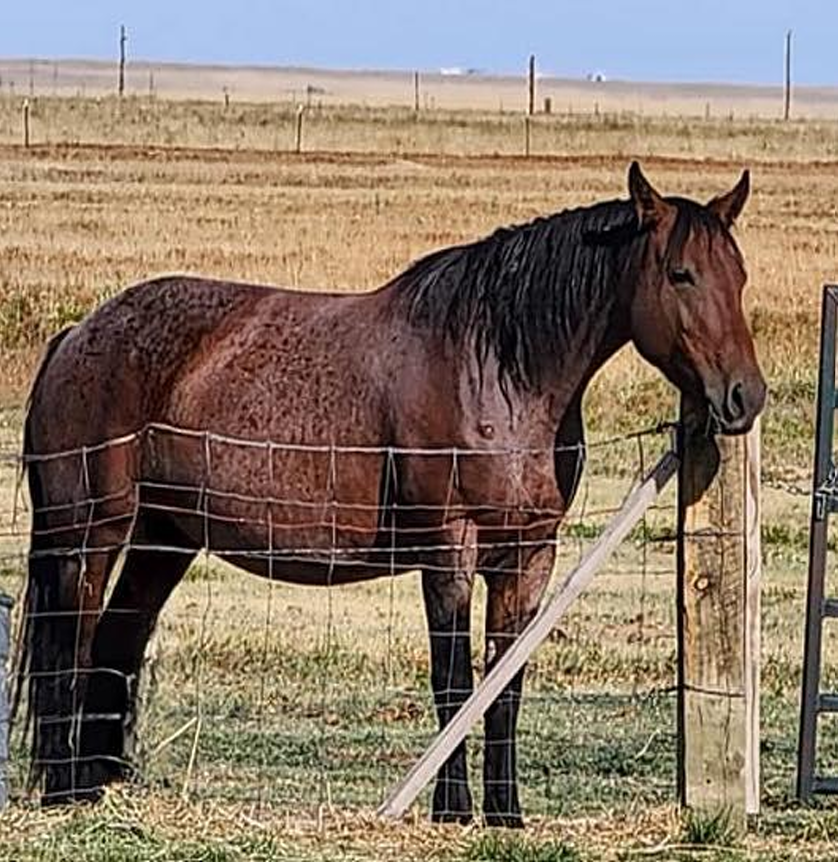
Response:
22,99,30,148
295,104,305,154
414,71,420,113
677,399,761,821
0,592,13,808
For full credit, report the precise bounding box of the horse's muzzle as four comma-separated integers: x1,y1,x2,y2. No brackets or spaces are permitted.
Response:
708,373,767,436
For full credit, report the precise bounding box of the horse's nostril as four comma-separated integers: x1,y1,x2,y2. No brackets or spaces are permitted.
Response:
726,381,746,422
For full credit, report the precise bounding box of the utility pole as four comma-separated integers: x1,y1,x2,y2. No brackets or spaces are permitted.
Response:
119,25,127,97
783,29,792,121
528,54,536,116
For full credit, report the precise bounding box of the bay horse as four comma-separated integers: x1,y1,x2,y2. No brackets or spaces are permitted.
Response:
17,162,765,825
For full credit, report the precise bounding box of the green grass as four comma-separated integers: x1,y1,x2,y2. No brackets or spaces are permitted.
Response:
681,808,738,847
462,833,581,862
0,816,303,862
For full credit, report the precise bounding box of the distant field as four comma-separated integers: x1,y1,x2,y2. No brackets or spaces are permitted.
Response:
3,57,838,120
0,76,837,860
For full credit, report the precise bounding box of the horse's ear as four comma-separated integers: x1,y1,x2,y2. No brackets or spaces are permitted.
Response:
628,161,670,228
708,169,750,228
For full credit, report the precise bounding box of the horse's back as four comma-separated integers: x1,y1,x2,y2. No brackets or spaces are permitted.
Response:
159,281,392,442
26,276,276,451
25,276,403,567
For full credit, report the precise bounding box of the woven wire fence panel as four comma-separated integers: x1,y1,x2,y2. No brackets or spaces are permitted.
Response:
1,421,679,818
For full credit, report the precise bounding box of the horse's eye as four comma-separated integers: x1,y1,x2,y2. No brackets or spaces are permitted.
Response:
670,267,696,286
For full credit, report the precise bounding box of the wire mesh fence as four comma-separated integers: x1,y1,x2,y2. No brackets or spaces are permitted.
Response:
0,421,686,818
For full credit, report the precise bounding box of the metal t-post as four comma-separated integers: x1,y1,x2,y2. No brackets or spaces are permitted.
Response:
0,592,13,808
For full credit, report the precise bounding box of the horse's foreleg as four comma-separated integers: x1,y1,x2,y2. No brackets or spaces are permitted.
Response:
482,541,554,828
420,526,476,823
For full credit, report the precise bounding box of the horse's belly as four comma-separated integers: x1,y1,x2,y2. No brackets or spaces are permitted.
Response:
217,550,415,586
204,509,403,585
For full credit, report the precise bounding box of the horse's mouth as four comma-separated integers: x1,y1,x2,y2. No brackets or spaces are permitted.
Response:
707,403,758,436
668,353,764,437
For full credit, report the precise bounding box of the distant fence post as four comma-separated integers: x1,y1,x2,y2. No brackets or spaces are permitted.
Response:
677,399,761,822
0,592,13,808
295,104,305,154
414,71,420,113
22,99,30,148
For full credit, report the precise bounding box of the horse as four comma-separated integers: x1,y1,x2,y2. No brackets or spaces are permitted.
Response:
16,162,765,826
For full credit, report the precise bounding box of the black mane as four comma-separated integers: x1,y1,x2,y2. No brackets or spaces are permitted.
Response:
394,198,642,393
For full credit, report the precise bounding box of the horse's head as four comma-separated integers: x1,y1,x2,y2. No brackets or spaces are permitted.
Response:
626,162,766,435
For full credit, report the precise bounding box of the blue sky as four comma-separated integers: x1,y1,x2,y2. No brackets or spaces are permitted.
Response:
1,1,832,85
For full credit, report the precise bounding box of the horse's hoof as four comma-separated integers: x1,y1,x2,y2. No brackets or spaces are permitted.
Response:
483,810,525,829
431,809,474,826
431,781,473,825
41,785,104,807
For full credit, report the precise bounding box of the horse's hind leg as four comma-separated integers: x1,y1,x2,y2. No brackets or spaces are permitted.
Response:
29,540,122,805
25,445,139,803
80,524,196,790
420,524,476,824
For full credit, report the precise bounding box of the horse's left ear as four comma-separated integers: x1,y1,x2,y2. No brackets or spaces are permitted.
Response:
708,170,750,228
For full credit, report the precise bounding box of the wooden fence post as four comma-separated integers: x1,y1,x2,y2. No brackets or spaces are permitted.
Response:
22,99,30,148
294,105,305,154
677,401,761,821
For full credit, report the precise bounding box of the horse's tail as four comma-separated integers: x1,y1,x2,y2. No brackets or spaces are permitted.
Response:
12,326,75,784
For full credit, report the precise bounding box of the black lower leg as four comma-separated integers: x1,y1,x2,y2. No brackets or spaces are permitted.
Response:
422,568,474,823
483,667,526,828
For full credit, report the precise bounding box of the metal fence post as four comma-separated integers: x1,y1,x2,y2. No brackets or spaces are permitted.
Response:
0,592,13,808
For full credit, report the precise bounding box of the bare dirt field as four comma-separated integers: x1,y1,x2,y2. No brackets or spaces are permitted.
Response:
0,66,836,860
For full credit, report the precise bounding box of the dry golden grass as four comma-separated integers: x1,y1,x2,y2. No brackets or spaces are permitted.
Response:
6,785,838,861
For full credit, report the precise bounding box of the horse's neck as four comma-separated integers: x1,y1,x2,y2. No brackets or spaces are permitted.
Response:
539,293,631,425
